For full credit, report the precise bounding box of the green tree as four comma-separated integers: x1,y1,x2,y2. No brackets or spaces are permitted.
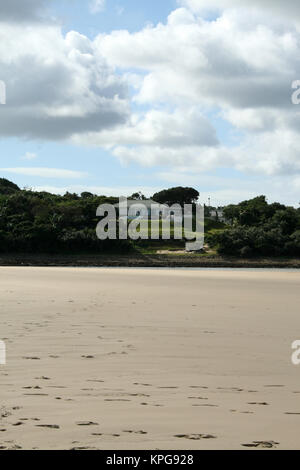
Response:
153,187,199,206
0,178,21,195
130,192,147,201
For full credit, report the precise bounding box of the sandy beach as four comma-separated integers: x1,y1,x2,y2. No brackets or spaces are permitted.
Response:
0,267,300,450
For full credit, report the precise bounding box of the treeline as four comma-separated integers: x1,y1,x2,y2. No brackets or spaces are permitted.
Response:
0,181,203,254
210,196,300,257
0,179,130,253
1,178,300,258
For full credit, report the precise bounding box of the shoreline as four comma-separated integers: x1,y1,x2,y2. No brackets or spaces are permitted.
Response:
1,253,300,269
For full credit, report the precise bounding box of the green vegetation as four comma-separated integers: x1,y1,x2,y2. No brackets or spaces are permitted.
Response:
0,178,21,195
0,179,131,254
0,179,299,259
210,196,300,257
0,181,206,255
153,187,199,206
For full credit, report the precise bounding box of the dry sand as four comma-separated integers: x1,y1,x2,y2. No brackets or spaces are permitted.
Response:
0,267,300,450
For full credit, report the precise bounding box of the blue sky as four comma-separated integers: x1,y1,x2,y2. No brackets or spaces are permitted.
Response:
52,0,178,35
0,0,180,198
0,0,300,206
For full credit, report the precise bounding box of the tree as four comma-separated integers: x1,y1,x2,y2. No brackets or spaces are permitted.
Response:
81,192,94,199
0,184,131,254
63,192,79,200
223,205,240,225
0,178,20,195
130,192,147,201
210,196,300,258
152,187,199,206
271,208,299,235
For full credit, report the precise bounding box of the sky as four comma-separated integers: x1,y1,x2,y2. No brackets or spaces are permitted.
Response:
0,0,300,206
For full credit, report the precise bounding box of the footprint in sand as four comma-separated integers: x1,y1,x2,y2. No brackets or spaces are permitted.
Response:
76,421,99,426
20,418,40,422
36,425,60,429
264,385,284,388
217,387,244,392
22,357,40,360
158,387,178,390
70,446,97,450
193,404,218,408
134,383,152,387
129,393,150,398
188,397,208,400
248,402,269,406
104,398,131,402
242,441,279,449
175,434,216,440
0,408,12,418
189,386,208,390
123,430,148,435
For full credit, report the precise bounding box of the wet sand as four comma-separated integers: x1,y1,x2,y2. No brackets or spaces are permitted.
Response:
0,267,300,450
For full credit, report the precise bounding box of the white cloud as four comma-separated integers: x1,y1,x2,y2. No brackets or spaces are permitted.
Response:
72,107,221,170
0,0,52,23
33,185,161,197
73,107,218,148
0,24,129,140
2,0,300,203
97,8,297,110
21,152,38,161
180,0,300,24
89,0,106,14
93,7,300,178
0,168,87,179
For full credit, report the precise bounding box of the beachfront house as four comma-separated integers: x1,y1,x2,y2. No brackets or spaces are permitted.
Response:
114,199,172,220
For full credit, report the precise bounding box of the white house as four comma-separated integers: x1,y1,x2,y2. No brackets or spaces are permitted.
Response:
114,199,177,220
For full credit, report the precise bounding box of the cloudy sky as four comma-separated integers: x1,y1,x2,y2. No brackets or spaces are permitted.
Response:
0,0,300,205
